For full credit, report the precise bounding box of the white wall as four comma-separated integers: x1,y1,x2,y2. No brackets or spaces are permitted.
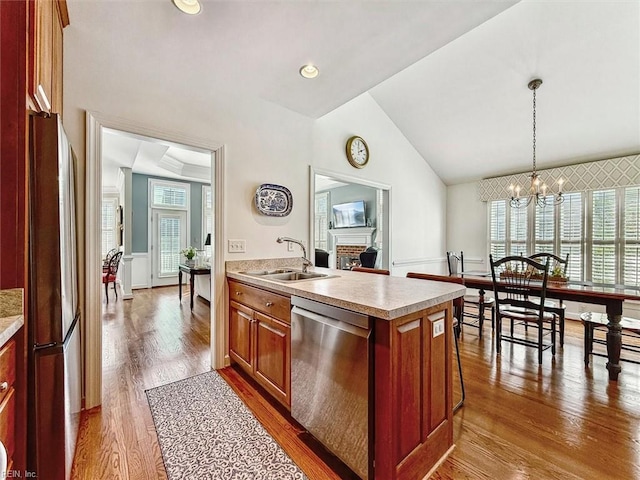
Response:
64,31,316,264
446,182,488,270
64,11,448,273
314,93,447,276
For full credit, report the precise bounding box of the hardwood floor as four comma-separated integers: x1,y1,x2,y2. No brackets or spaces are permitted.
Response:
71,287,640,479
71,286,211,479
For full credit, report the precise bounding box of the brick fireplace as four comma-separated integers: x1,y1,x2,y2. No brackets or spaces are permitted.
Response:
328,227,376,270
336,245,367,269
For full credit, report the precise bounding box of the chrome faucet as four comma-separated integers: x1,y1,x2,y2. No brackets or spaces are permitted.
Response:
277,237,312,272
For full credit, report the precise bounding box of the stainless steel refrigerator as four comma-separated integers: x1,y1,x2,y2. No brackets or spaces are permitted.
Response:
27,113,82,480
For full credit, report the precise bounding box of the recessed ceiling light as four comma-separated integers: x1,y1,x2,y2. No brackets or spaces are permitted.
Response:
299,64,319,79
172,0,201,15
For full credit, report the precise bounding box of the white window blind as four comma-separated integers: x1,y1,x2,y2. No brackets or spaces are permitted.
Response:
101,197,118,256
160,216,181,276
592,190,617,285
152,184,188,208
488,187,640,287
534,197,555,253
510,206,527,255
315,192,329,251
203,185,212,257
489,200,506,258
624,187,640,287
559,192,583,281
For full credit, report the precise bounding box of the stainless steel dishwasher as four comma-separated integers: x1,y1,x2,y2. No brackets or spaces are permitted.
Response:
290,296,371,480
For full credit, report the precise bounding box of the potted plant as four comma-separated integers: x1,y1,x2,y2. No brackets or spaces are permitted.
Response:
549,264,568,285
181,246,197,266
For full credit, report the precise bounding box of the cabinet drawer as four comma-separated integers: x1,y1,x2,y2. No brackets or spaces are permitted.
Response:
229,280,291,323
0,387,15,460
0,340,16,404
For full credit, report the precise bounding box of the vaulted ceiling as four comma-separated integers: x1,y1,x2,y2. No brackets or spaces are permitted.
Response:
69,0,639,187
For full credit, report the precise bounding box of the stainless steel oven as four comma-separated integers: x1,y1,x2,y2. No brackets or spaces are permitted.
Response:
290,296,371,479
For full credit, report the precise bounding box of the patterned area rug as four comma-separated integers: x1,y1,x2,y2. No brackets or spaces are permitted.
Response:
146,370,308,480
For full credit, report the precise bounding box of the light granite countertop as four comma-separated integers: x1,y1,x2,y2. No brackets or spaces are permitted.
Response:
226,258,465,320
0,288,25,348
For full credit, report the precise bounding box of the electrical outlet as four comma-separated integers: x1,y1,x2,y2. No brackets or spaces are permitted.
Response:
287,242,294,252
432,319,445,338
228,239,246,253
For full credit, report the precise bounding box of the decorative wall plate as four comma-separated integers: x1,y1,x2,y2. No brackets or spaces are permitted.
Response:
255,183,293,217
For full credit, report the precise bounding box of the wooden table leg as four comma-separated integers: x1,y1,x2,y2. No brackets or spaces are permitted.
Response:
178,269,183,302
605,303,623,381
190,273,195,310
477,288,486,338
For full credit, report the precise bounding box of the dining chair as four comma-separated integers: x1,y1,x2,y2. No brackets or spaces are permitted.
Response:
528,253,569,346
580,312,640,366
351,266,390,275
103,247,119,273
102,251,123,303
447,251,495,338
407,272,465,412
489,254,555,364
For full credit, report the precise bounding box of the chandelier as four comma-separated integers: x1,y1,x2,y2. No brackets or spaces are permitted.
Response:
509,79,564,208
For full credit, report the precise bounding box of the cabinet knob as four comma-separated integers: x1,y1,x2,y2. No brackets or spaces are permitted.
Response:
235,291,242,296
0,382,7,392
265,302,274,307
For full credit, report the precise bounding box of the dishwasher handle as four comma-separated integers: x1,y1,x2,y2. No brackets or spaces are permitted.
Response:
292,306,370,339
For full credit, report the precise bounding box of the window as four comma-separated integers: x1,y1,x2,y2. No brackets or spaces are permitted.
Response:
489,200,506,258
202,185,212,257
315,192,329,251
488,186,640,287
151,180,188,209
510,205,527,255
591,190,616,285
159,215,182,276
101,196,118,256
559,193,583,281
623,187,640,286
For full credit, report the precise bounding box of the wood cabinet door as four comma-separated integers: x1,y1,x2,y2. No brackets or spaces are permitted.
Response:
29,0,66,113
229,301,253,373
253,311,290,407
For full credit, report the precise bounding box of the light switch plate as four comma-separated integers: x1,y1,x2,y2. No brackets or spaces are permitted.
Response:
432,319,445,338
228,239,246,253
287,242,294,252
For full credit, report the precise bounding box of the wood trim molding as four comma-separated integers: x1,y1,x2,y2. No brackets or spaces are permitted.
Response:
84,111,226,408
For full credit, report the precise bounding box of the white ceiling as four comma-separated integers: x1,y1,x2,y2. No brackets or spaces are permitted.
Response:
70,0,639,187
101,128,212,187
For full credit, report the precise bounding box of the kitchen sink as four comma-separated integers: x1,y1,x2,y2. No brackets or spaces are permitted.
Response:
239,269,297,276
265,272,331,282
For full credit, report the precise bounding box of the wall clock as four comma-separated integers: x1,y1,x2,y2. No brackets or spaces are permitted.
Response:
346,136,369,168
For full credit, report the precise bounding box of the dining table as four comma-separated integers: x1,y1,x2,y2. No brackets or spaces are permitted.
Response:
442,271,640,381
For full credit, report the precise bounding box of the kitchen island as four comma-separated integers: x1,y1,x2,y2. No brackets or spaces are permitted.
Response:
227,259,465,480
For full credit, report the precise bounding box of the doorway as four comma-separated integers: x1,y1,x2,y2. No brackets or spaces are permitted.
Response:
310,167,391,270
87,111,226,409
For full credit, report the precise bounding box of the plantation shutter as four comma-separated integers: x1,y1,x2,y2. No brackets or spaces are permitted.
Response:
624,187,640,287
534,198,555,253
510,205,527,256
153,185,187,208
592,190,616,284
489,200,506,258
560,192,583,282
160,216,182,275
203,186,213,257
315,192,329,251
101,198,117,256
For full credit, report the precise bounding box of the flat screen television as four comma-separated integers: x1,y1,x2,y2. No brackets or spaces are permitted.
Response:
332,200,366,228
